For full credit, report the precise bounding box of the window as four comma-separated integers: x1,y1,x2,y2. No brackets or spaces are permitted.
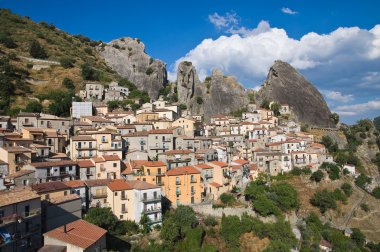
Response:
45,194,50,200
22,180,27,186
120,215,123,219
0,210,4,218
64,191,68,196
62,122,65,126
113,163,117,168
41,121,44,125
115,192,118,196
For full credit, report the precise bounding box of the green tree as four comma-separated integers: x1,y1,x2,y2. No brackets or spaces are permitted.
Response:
268,183,299,211
25,100,42,113
261,99,270,109
62,77,75,89
310,189,337,213
179,104,187,110
84,207,117,230
328,164,340,180
341,183,353,197
220,193,236,205
351,228,365,247
0,32,17,48
221,214,245,248
81,63,100,81
374,116,380,132
59,57,75,68
252,195,280,216
145,67,154,75
113,220,139,236
355,174,372,189
29,40,47,59
330,113,340,124
310,170,324,182
270,102,281,116
140,213,151,234
196,96,203,104
372,187,380,199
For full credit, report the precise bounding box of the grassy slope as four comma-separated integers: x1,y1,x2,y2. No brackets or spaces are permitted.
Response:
0,9,120,110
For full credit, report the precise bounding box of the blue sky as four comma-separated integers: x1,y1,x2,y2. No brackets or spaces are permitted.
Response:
1,0,380,124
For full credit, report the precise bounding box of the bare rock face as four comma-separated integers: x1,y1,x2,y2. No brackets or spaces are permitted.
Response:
258,60,335,128
98,37,167,99
176,61,249,121
177,61,200,105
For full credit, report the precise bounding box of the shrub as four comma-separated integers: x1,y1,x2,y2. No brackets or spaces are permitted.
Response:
310,170,324,182
221,215,245,248
81,63,100,81
0,33,17,48
332,189,347,203
328,164,340,180
196,96,203,104
145,67,154,75
59,57,75,68
302,167,312,175
29,40,47,59
84,47,93,55
372,187,380,199
341,183,353,197
62,77,75,89
220,193,236,205
204,216,218,227
360,203,370,212
291,167,302,176
252,195,280,216
310,189,337,213
179,104,187,110
113,220,139,235
26,63,33,69
355,174,372,189
25,100,43,113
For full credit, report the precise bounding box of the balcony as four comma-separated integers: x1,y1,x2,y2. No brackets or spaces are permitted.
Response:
92,193,107,199
121,209,128,213
175,180,181,185
167,158,191,163
149,145,169,150
76,146,94,151
205,174,213,179
86,171,94,176
162,138,171,142
121,195,127,200
190,179,197,183
176,191,181,196
100,167,106,172
143,207,161,214
140,141,146,145
186,145,193,149
156,181,164,186
148,217,162,225
22,122,34,126
0,209,41,227
191,190,196,195
140,195,161,203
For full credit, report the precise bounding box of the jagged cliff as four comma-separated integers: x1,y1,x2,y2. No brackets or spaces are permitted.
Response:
258,60,335,128
176,61,249,121
99,37,167,99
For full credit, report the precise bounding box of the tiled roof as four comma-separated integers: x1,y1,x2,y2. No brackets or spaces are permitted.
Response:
78,160,95,168
31,160,77,168
209,182,223,188
83,116,112,123
84,179,111,187
2,147,33,153
49,194,80,204
63,180,86,188
107,179,132,191
6,169,34,179
122,131,149,137
44,219,107,249
103,155,120,161
166,166,201,176
195,164,213,169
0,186,40,207
128,180,160,190
32,181,70,194
71,136,96,141
148,129,173,134
208,161,228,167
232,159,249,165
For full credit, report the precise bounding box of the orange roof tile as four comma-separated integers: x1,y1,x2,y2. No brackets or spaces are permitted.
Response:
107,179,132,191
103,155,120,161
44,219,107,249
166,166,200,176
78,160,95,168
162,150,193,155
209,182,223,188
195,164,213,169
232,159,249,165
148,129,173,134
208,161,228,167
63,180,86,188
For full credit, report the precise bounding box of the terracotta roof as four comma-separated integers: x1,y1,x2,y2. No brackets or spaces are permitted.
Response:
208,161,228,167
32,181,70,194
195,164,213,169
0,186,40,207
148,129,173,134
78,160,95,168
107,179,132,191
209,182,223,188
127,180,160,190
83,116,112,123
116,125,136,129
250,164,258,171
128,160,166,168
231,165,242,170
44,219,107,249
49,194,80,204
121,164,133,175
63,180,86,188
2,147,33,153
103,155,120,161
6,169,34,179
162,150,193,155
71,136,95,141
320,239,332,248
122,131,149,137
232,159,249,165
84,179,111,187
31,160,77,168
91,157,104,163
166,166,201,176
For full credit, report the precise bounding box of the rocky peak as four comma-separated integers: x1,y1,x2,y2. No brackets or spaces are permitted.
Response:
99,37,167,99
177,61,200,105
258,60,335,128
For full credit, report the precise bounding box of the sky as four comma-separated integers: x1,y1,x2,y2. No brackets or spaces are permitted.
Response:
1,0,380,124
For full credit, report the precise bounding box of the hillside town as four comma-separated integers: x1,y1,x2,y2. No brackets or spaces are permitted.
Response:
0,80,346,251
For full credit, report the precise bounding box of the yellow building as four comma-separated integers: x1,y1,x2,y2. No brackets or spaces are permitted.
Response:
0,146,33,174
172,117,196,137
70,136,97,160
136,112,159,123
92,155,121,179
124,160,167,186
31,181,71,201
164,166,201,206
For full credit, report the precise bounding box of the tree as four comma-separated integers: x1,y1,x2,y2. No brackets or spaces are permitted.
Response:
270,102,281,116
0,33,17,48
221,215,245,248
196,96,203,104
328,164,340,180
204,216,218,227
351,228,365,247
145,67,154,75
341,183,353,197
62,77,75,89
372,187,380,199
220,193,236,205
310,170,324,182
25,100,42,113
113,220,139,236
84,207,117,230
355,174,372,189
81,63,100,81
252,195,280,217
321,135,338,154
268,183,299,211
374,116,380,132
330,113,340,125
310,189,337,213
29,40,47,59
179,104,187,110
261,99,270,109
59,57,75,68
140,213,151,234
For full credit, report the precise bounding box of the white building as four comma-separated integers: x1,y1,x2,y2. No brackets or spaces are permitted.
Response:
71,102,93,119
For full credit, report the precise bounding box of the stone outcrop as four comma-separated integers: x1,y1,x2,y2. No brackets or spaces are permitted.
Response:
98,37,167,99
258,60,335,128
176,62,249,122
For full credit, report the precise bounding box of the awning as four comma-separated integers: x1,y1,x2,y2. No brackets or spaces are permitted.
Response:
0,227,12,243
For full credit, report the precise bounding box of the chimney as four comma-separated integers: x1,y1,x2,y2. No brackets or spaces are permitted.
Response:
64,224,67,233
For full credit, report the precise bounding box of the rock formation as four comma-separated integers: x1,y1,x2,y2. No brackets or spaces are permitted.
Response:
176,61,249,121
258,60,335,128
99,37,167,99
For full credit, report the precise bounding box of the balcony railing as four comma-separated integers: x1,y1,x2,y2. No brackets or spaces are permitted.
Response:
149,145,169,150
156,181,164,186
162,138,171,142
140,195,161,203
140,141,146,145
121,209,128,213
143,207,161,214
121,195,127,200
176,191,181,196
167,158,191,163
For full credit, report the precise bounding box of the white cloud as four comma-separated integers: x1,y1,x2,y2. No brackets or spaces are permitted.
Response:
208,12,238,30
282,7,298,15
334,100,380,116
322,90,354,103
